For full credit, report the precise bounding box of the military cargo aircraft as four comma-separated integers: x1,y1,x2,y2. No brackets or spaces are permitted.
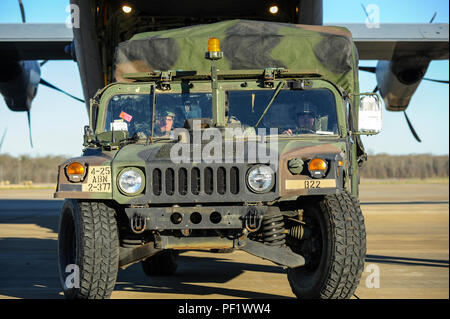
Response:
0,0,448,146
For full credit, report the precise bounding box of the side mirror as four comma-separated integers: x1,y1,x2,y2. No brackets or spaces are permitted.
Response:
357,94,382,135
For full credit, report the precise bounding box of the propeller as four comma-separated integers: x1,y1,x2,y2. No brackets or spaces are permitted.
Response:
39,79,85,103
422,77,449,84
370,84,422,143
0,128,7,153
359,66,449,84
14,0,84,149
403,111,422,143
18,0,26,23
358,6,444,144
17,0,33,148
360,64,448,141
26,111,33,148
429,11,437,24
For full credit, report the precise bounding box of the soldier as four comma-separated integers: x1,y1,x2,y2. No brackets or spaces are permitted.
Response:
283,102,318,135
154,110,176,137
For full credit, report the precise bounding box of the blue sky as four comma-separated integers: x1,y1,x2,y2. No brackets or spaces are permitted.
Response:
0,0,448,157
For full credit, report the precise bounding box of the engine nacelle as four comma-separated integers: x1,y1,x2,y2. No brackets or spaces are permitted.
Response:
0,60,40,112
375,57,430,111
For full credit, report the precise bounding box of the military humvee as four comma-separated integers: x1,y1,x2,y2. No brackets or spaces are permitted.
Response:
55,20,382,299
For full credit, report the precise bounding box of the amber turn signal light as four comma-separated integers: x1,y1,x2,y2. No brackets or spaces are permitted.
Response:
308,158,327,171
67,162,84,175
65,162,86,182
308,158,328,178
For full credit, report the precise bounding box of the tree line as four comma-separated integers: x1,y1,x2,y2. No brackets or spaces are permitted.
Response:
0,153,448,184
359,154,449,179
0,155,66,184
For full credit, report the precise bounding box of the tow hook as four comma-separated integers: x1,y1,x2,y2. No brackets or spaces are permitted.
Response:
244,207,263,232
131,214,146,234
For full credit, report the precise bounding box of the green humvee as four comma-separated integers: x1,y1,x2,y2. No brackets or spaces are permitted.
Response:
55,20,382,299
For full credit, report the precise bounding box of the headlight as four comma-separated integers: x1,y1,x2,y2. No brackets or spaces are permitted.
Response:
246,165,274,193
118,168,145,195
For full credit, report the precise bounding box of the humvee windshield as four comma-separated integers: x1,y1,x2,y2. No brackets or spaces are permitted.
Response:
105,93,213,137
228,88,338,135
104,88,338,137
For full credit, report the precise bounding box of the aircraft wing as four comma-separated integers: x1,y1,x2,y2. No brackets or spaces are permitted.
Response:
331,23,449,60
0,23,73,60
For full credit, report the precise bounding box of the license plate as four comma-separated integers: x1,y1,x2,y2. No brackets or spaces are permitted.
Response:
82,166,112,192
285,179,336,190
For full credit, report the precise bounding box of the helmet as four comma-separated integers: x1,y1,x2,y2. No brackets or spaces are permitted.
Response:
159,110,175,118
296,101,316,118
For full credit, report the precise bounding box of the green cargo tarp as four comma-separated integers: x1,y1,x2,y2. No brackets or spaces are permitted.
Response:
114,19,359,94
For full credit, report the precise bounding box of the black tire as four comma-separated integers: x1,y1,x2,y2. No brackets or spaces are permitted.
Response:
141,249,179,276
58,200,119,299
287,191,366,299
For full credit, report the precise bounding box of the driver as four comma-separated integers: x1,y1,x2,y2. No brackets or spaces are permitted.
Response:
283,103,317,135
154,110,175,137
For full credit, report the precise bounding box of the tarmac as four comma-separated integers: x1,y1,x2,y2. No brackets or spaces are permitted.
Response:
0,182,448,299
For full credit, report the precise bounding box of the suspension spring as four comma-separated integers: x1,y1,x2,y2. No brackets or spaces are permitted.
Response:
288,225,306,240
262,215,286,247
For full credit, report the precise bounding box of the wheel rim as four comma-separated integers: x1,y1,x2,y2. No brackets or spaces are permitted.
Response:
302,208,326,273
288,204,328,291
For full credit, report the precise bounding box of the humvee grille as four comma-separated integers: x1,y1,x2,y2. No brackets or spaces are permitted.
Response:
150,166,240,197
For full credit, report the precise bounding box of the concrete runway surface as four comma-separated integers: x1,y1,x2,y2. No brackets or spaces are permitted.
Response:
0,183,448,299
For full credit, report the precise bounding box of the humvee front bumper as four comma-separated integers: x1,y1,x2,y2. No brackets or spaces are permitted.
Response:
125,205,269,232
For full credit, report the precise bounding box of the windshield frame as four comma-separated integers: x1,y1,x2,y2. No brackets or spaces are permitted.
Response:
95,79,347,139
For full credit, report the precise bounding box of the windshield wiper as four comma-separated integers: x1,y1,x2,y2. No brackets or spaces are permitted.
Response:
150,84,157,142
254,81,286,128
150,136,177,142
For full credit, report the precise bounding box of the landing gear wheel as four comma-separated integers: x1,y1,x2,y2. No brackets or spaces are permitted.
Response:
141,249,179,276
58,200,119,299
287,191,366,299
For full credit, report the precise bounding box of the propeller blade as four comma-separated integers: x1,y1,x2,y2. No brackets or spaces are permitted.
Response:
40,60,48,67
361,66,448,84
18,0,26,23
361,3,371,21
27,111,33,148
423,77,449,84
403,111,422,143
429,11,437,24
372,85,378,93
39,78,85,103
0,128,7,153
359,66,376,73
